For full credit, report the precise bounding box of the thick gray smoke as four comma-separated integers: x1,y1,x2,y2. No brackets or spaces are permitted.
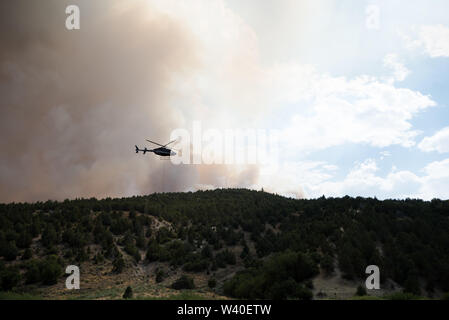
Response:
0,0,262,203
0,0,201,202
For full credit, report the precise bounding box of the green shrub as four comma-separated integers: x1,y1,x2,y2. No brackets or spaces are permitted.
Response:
0,267,21,291
321,254,334,275
146,241,162,262
16,232,33,249
93,253,105,264
171,275,195,290
22,248,32,260
183,259,209,273
208,278,217,289
1,241,19,261
356,285,367,296
215,250,236,268
124,243,140,263
156,269,166,283
113,256,125,273
40,256,63,285
223,250,318,299
295,285,313,300
25,260,41,284
123,286,133,299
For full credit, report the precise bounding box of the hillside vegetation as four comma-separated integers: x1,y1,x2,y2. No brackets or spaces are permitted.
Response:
1,189,449,299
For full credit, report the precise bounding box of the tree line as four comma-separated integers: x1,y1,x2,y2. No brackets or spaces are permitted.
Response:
1,189,448,298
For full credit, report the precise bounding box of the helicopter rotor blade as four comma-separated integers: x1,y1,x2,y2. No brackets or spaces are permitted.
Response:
146,140,165,147
162,139,179,147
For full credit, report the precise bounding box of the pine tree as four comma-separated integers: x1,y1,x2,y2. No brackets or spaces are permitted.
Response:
356,284,367,296
123,286,133,299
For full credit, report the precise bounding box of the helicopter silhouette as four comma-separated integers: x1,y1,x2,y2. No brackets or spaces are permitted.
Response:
135,139,177,157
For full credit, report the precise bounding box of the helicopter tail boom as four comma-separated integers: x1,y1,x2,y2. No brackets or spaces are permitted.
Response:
135,146,152,155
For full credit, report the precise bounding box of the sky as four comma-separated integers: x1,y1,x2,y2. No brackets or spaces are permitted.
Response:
1,0,449,202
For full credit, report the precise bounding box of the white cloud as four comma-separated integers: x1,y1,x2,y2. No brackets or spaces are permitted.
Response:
315,158,449,200
419,25,449,58
146,0,440,199
267,158,449,200
279,73,435,153
423,158,449,178
418,127,449,153
307,159,423,199
383,53,410,82
251,158,422,199
253,161,337,199
150,0,436,149
401,24,449,58
419,158,449,199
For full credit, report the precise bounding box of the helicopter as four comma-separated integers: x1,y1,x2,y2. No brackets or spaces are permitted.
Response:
135,139,177,157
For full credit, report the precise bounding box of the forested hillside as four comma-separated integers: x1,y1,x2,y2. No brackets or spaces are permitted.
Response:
1,189,449,299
